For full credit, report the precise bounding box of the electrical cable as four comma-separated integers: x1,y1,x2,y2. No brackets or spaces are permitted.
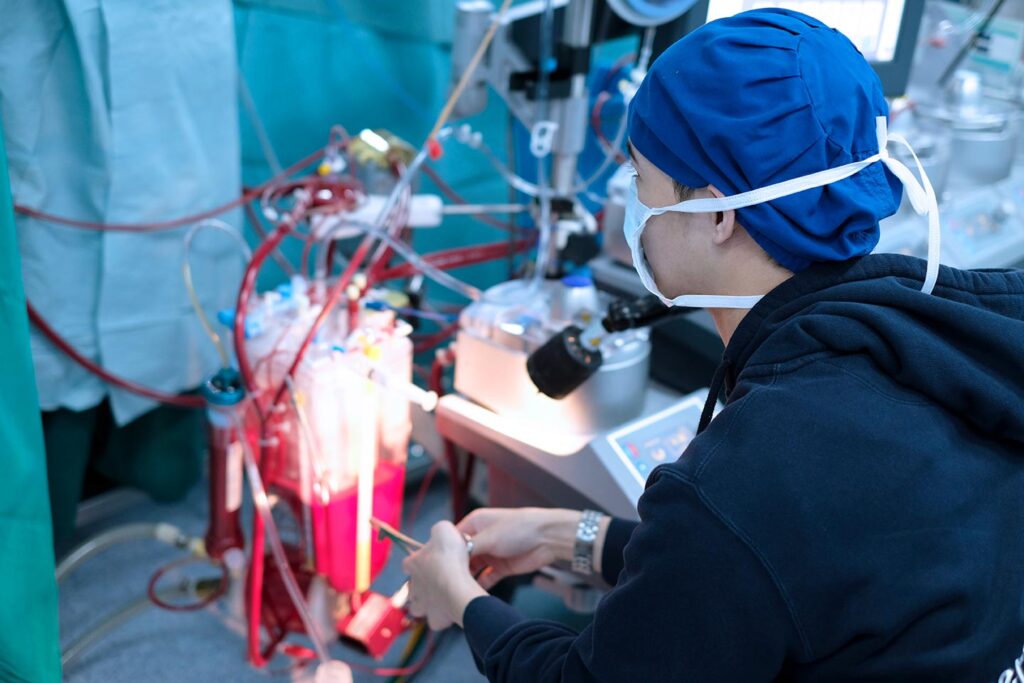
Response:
183,219,253,369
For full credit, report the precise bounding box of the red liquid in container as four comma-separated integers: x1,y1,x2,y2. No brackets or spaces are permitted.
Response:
312,461,406,593
204,409,248,559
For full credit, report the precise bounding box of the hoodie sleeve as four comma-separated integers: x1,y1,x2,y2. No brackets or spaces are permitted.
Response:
461,466,800,682
599,518,637,585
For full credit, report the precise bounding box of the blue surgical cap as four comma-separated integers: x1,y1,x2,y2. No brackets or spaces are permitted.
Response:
627,8,902,272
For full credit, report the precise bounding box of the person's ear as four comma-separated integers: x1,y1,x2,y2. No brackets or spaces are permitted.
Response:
707,185,736,245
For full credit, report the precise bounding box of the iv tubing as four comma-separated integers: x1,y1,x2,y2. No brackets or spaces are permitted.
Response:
637,26,657,74
183,219,253,368
421,164,532,231
283,375,324,564
365,164,413,282
232,201,308,417
573,88,629,193
337,350,439,412
61,593,170,670
475,139,541,197
267,133,445,411
234,418,333,666
426,0,515,144
440,202,529,216
530,0,556,288
56,522,195,583
571,30,653,193
374,238,535,283
245,201,297,276
326,221,482,301
27,302,205,409
15,148,325,233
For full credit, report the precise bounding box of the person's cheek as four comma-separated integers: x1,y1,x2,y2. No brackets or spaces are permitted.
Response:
641,216,670,285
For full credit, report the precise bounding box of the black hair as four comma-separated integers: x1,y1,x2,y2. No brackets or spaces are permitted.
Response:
672,179,697,201
673,179,782,268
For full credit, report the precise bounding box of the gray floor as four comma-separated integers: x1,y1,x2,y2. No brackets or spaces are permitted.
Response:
58,472,590,682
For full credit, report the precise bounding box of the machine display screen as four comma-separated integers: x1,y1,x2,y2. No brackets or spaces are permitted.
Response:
606,396,705,485
705,0,906,62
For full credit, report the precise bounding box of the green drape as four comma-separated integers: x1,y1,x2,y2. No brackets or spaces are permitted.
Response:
0,119,61,680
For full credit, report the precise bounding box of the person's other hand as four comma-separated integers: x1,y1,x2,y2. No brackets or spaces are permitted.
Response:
456,507,581,590
403,521,487,630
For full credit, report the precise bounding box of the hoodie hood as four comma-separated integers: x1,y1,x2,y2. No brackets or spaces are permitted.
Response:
721,254,1024,445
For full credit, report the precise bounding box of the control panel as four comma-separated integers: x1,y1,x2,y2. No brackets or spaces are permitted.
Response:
605,394,705,485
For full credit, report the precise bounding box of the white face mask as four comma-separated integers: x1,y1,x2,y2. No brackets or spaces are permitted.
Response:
624,116,940,309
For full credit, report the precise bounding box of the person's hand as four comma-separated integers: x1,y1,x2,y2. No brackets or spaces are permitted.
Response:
456,507,581,590
402,521,487,630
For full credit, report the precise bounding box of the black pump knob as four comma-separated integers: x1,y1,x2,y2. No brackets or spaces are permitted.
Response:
526,325,603,399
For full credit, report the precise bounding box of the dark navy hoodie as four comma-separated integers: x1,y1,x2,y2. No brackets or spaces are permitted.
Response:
462,255,1024,682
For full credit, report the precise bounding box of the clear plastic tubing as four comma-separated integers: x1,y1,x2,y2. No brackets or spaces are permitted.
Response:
327,221,482,301
234,415,333,665
336,349,440,412
530,0,557,289
571,27,655,194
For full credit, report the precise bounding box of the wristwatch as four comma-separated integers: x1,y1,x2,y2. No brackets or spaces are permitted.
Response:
572,509,604,575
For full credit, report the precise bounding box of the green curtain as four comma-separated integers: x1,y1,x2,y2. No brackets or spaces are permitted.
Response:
0,121,60,679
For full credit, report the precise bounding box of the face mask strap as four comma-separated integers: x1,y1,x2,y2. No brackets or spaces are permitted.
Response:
651,154,881,214
641,117,941,295
880,128,941,294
